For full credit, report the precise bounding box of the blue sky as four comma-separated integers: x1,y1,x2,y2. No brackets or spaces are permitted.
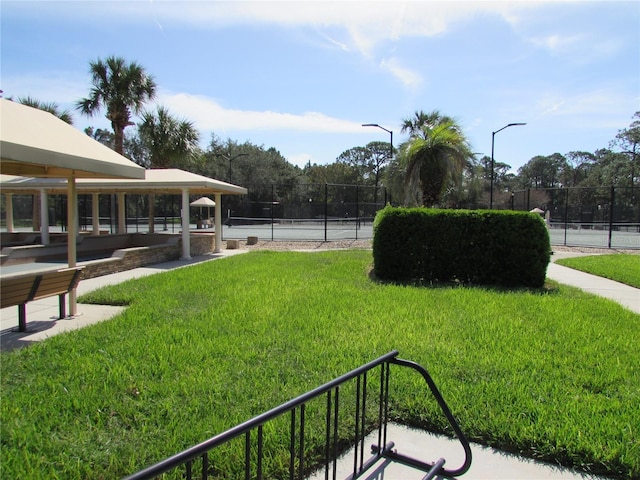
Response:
2,1,638,172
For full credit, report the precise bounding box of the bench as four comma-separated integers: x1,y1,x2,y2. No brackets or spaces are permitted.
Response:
1,267,85,332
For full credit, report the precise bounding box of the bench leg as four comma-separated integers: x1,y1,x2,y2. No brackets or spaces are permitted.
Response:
18,304,27,332
58,293,67,319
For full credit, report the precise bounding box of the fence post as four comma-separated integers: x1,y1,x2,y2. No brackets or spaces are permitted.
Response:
608,185,614,249
324,183,328,242
355,185,359,240
271,184,275,242
564,188,569,246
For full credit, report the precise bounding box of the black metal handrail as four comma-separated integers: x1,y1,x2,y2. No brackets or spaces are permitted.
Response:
123,350,472,480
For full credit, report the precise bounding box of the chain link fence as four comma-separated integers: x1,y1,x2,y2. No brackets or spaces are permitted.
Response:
222,183,387,241
511,186,639,249
4,184,638,249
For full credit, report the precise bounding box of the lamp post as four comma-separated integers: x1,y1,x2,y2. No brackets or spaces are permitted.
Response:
490,122,526,209
362,123,393,159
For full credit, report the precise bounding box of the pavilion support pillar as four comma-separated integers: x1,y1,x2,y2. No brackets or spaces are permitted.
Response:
117,192,126,233
39,189,50,245
92,193,100,235
214,192,222,253
180,188,191,260
148,193,155,233
4,193,14,233
67,176,78,316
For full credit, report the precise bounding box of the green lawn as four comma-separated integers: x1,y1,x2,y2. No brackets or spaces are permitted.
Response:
556,253,640,288
1,250,639,479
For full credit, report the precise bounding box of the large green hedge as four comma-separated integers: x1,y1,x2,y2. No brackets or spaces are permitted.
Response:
372,207,551,287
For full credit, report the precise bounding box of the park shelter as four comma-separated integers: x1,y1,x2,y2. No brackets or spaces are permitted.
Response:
1,169,248,258
0,98,145,314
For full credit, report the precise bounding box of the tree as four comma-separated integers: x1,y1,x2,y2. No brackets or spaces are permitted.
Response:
77,56,156,155
517,154,567,189
563,151,596,187
610,111,640,188
84,126,114,149
137,105,201,169
336,141,394,190
17,96,73,124
401,109,456,139
401,119,473,206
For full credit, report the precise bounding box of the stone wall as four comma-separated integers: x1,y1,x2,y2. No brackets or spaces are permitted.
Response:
79,233,216,279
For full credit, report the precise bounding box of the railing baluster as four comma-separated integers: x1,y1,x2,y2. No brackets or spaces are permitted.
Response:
298,403,306,480
383,361,390,447
360,371,367,470
245,430,251,480
332,386,339,480
201,452,208,480
290,408,297,480
185,460,192,480
257,424,263,480
353,376,361,477
377,363,384,451
325,392,332,480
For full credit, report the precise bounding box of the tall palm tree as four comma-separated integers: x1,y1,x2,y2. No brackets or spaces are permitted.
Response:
402,119,472,207
138,105,200,168
401,109,456,139
76,56,156,155
18,96,73,124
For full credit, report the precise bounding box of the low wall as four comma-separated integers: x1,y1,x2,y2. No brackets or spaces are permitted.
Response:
1,232,216,279
80,233,215,279
80,244,181,278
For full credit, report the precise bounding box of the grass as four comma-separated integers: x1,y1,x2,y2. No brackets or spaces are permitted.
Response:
555,253,640,288
1,250,639,479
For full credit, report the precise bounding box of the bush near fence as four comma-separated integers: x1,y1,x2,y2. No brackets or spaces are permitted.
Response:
373,207,550,288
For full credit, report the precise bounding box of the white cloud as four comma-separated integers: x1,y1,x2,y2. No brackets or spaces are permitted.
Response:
532,88,634,129
160,92,365,133
379,57,423,90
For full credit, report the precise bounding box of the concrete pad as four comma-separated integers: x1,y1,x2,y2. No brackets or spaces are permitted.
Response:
308,423,611,480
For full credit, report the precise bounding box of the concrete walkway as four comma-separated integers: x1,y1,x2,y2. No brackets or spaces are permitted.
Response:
548,250,639,314
1,247,635,479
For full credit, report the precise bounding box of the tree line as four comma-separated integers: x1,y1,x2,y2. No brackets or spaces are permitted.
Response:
10,56,639,210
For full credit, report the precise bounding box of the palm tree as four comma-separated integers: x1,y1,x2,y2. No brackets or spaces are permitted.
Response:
18,96,73,124
138,105,200,168
76,56,156,155
402,119,472,207
401,109,456,139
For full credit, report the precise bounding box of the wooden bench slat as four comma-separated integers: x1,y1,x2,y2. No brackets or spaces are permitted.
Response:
1,266,85,331
1,277,40,308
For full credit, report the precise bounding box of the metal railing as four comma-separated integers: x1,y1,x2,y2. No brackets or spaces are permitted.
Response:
124,351,472,480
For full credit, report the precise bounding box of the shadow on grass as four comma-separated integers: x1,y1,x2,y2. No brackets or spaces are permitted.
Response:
368,267,560,296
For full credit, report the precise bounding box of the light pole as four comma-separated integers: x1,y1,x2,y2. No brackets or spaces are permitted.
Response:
490,122,526,209
362,123,393,159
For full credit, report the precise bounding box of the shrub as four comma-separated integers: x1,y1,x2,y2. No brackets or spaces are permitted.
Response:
372,207,550,287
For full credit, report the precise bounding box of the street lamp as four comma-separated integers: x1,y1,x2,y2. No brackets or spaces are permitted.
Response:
490,122,526,209
217,153,248,183
362,123,393,159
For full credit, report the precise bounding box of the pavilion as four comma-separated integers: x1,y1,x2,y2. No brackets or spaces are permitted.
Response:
1,169,248,258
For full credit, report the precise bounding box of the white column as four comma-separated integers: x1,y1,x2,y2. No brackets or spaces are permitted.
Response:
39,189,50,245
148,193,155,233
117,192,126,233
181,188,191,259
5,193,14,233
67,177,78,316
92,193,100,235
214,193,222,253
